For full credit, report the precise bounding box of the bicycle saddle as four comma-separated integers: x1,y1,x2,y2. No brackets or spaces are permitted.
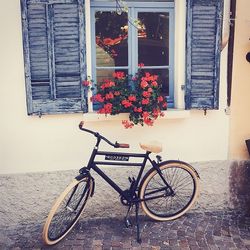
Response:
140,141,162,153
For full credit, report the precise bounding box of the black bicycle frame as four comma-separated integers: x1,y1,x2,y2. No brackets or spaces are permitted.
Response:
85,137,172,203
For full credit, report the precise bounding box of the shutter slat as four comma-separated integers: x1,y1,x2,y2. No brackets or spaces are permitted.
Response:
27,2,51,100
32,85,51,99
185,0,223,109
53,3,82,99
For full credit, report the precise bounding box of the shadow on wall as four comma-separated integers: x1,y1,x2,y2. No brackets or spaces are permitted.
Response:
230,161,250,214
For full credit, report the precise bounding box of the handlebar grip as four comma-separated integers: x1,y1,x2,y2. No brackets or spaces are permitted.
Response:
79,121,84,130
117,143,130,148
79,122,129,148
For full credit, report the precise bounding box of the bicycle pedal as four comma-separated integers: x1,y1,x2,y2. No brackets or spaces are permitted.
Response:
125,218,132,228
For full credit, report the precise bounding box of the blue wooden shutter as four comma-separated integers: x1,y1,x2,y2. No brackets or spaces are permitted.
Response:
21,0,87,115
185,0,223,110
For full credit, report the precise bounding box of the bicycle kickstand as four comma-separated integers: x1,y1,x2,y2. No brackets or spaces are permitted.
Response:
125,205,133,228
135,202,142,244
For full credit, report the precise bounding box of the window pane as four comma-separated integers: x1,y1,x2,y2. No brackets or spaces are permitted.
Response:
96,69,128,84
95,11,128,67
140,68,169,96
138,12,169,66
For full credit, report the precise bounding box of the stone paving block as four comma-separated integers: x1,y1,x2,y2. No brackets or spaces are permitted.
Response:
2,161,250,249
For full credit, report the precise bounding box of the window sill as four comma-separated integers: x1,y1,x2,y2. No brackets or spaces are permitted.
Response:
83,109,190,122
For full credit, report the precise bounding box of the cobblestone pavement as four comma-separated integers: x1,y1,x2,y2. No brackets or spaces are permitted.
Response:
1,161,250,249
1,210,250,249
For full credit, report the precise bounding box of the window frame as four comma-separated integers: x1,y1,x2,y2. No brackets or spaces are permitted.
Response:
89,1,175,109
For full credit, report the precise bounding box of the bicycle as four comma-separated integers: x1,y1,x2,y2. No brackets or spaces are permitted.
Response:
42,121,200,245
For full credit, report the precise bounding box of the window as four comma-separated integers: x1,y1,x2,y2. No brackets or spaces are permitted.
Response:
91,1,174,107
21,0,223,115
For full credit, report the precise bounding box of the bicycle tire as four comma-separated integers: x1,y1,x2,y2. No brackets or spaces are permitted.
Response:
139,160,199,221
42,176,93,245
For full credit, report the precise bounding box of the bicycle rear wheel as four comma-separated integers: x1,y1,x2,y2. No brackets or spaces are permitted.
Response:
139,161,199,221
43,176,93,245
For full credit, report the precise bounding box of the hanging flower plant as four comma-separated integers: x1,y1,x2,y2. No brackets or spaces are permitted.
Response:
91,67,167,128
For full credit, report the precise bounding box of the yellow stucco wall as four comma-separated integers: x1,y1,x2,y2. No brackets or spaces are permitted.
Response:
0,0,230,174
229,0,250,159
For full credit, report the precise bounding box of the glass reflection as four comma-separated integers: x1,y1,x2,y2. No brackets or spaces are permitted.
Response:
138,12,169,66
95,11,128,67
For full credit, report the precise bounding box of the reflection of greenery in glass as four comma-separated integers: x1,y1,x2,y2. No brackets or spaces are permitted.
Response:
95,12,127,39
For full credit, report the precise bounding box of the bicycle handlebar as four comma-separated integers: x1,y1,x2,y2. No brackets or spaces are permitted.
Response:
79,121,130,148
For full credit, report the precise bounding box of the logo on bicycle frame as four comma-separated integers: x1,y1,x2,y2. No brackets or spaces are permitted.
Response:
105,155,129,161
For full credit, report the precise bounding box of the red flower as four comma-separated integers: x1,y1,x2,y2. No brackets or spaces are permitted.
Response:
142,111,150,118
108,81,115,87
152,81,158,87
144,117,154,126
114,91,121,96
134,107,142,113
157,96,164,103
91,94,104,103
138,63,145,68
142,91,151,98
152,75,158,81
128,95,136,102
113,71,125,79
105,92,114,100
101,83,106,90
141,98,150,105
101,81,115,90
140,80,148,89
152,109,160,119
82,80,90,87
121,99,132,108
147,88,153,93
122,120,134,129
98,103,113,114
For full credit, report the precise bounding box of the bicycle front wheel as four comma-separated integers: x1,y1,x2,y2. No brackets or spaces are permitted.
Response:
140,161,199,221
42,176,93,245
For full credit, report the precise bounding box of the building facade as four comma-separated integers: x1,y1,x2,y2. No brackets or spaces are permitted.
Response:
0,0,233,174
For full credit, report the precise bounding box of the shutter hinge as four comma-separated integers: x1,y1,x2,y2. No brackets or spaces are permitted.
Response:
181,85,185,91
225,106,231,115
38,111,42,118
203,108,207,116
